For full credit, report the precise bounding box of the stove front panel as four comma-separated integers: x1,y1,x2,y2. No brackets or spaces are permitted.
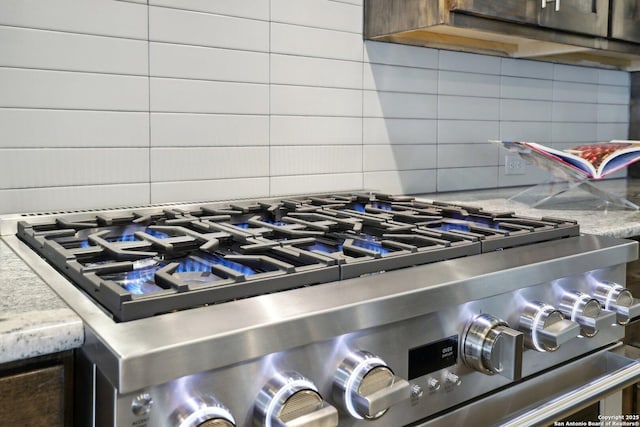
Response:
86,264,629,427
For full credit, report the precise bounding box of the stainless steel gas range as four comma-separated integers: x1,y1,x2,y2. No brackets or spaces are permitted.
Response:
2,193,640,427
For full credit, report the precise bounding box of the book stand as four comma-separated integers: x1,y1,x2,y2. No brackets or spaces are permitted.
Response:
505,148,639,210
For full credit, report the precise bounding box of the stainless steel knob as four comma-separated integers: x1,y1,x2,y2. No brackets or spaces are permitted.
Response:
593,281,640,325
558,290,617,337
170,395,236,427
519,301,580,352
254,371,338,427
333,350,411,420
461,313,524,380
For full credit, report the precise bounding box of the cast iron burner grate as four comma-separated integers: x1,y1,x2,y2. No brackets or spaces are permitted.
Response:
17,193,579,321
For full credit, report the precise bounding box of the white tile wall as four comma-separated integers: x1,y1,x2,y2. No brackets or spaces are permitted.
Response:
0,0,631,214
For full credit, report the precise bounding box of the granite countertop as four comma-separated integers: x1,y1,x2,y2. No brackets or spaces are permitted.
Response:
417,178,640,239
0,239,83,364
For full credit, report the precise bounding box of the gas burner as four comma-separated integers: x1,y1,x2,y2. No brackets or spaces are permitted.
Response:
16,193,579,321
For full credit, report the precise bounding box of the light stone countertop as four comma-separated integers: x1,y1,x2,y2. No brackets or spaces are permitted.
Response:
0,239,83,364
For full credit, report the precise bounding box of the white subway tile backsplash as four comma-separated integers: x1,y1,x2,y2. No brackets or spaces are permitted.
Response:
152,178,270,204
0,68,148,111
552,81,598,103
0,0,147,39
270,173,363,196
271,85,362,117
151,114,269,147
364,63,438,94
438,71,500,97
553,63,599,84
552,102,598,123
149,0,270,21
597,123,631,141
500,99,552,122
271,116,362,145
598,69,630,86
500,121,552,143
438,96,499,120
0,0,633,214
437,120,499,144
0,26,148,75
364,145,436,171
271,54,362,89
498,167,550,187
0,184,151,215
272,0,361,33
271,22,362,61
270,146,362,176
552,122,599,143
363,118,437,144
364,41,438,69
500,58,553,80
439,50,501,75
438,143,498,168
151,78,269,114
150,147,269,181
0,109,149,148
0,148,148,189
501,76,553,100
150,43,269,83
149,6,269,52
437,166,498,191
598,84,630,104
364,170,437,194
363,91,437,119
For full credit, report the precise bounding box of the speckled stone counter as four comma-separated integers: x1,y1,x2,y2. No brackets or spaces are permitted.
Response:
0,239,83,364
417,178,640,239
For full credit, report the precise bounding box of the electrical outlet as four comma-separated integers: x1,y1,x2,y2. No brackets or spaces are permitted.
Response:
505,155,525,175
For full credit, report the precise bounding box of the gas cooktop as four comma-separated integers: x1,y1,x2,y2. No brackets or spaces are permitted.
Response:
17,193,579,321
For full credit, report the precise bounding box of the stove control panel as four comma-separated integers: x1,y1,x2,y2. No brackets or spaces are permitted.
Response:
332,350,411,420
519,301,580,352
461,313,523,380
254,371,338,427
169,395,236,427
558,290,616,337
592,281,640,325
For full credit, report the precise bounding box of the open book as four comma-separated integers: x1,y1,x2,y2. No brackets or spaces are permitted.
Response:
496,140,640,180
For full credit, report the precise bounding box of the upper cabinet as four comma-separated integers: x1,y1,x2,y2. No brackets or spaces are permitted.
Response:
365,0,640,70
610,0,640,43
538,0,608,37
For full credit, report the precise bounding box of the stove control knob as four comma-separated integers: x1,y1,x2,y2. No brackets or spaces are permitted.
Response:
333,350,411,420
254,371,338,427
592,281,640,325
461,313,524,380
170,395,236,427
558,290,617,337
519,301,580,352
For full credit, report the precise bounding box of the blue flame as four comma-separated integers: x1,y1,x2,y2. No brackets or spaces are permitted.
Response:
175,257,212,273
351,203,366,213
436,222,471,233
120,266,163,295
235,223,250,229
352,239,390,254
370,201,392,211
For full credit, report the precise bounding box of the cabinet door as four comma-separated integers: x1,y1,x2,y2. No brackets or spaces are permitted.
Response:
538,0,609,37
610,0,640,43
450,0,537,24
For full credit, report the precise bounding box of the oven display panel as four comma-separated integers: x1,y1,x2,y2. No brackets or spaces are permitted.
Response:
408,335,458,380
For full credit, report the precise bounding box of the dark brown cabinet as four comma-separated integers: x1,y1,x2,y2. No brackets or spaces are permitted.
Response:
0,352,73,426
450,0,610,37
610,0,640,43
365,0,640,70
